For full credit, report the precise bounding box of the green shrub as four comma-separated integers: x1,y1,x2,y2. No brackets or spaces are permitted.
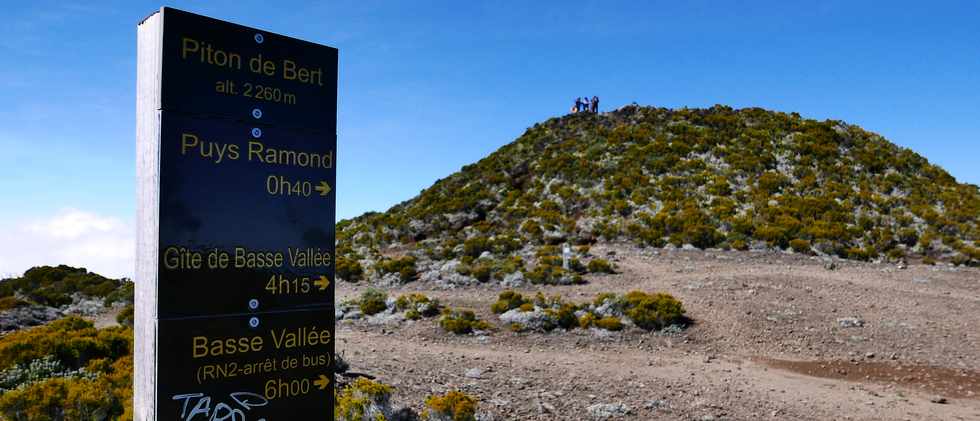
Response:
491,235,522,255
594,317,623,331
546,304,578,330
116,305,134,327
394,293,441,317
457,259,495,282
374,256,417,282
103,282,134,307
0,297,28,311
399,266,416,282
578,313,596,328
496,256,525,277
887,248,906,261
532,292,559,308
757,171,789,194
335,378,393,421
525,261,583,285
845,247,873,261
358,288,388,316
462,237,491,258
335,255,364,282
898,228,919,247
789,239,811,254
622,291,686,331
439,310,492,335
567,258,586,273
491,290,531,314
587,259,616,274
593,292,616,307
951,254,971,266
521,220,543,239
424,390,479,421
961,245,980,262
535,245,560,258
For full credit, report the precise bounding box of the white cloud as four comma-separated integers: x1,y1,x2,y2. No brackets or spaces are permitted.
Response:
26,209,121,239
0,209,133,279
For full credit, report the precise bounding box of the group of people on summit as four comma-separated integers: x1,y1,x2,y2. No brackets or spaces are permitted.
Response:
571,96,599,114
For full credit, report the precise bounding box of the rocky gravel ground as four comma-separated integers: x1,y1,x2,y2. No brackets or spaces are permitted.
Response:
0,293,121,333
337,244,980,420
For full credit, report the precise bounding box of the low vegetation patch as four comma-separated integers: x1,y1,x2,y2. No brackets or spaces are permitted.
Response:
336,255,365,282
334,377,394,421
358,288,389,316
490,290,532,314
374,256,418,282
116,305,134,327
423,390,479,421
439,309,492,335
456,254,527,283
587,258,616,274
621,291,686,331
522,247,587,285
594,316,624,331
0,297,29,312
394,293,442,320
0,317,133,420
494,290,687,333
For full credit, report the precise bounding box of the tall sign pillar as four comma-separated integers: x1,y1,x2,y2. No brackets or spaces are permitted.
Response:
136,8,337,420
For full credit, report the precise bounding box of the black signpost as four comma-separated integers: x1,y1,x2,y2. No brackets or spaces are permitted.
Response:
136,8,336,420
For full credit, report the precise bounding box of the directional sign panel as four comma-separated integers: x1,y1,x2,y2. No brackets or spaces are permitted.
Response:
156,309,334,420
160,8,338,130
158,114,335,318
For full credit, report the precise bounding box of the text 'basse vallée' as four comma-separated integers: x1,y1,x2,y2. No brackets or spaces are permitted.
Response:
193,325,330,358
181,37,324,86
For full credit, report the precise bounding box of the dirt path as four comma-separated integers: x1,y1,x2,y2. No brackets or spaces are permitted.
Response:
337,245,980,420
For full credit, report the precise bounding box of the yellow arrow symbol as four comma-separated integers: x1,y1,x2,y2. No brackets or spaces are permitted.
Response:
314,181,332,196
314,275,330,291
314,374,330,390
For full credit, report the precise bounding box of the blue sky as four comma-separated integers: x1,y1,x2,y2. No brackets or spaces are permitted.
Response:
0,0,978,277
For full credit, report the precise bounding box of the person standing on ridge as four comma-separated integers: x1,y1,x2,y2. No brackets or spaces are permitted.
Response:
584,96,591,113
574,97,582,113
592,95,599,113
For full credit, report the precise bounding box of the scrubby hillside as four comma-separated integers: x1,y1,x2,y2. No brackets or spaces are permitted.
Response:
337,105,980,284
0,266,134,331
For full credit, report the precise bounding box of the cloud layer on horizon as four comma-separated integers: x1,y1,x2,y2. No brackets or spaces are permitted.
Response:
0,209,133,279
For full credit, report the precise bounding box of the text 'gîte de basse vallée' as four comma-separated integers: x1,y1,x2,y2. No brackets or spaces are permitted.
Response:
162,247,331,270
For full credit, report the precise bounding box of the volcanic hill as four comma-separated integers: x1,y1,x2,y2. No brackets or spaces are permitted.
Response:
336,105,980,285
